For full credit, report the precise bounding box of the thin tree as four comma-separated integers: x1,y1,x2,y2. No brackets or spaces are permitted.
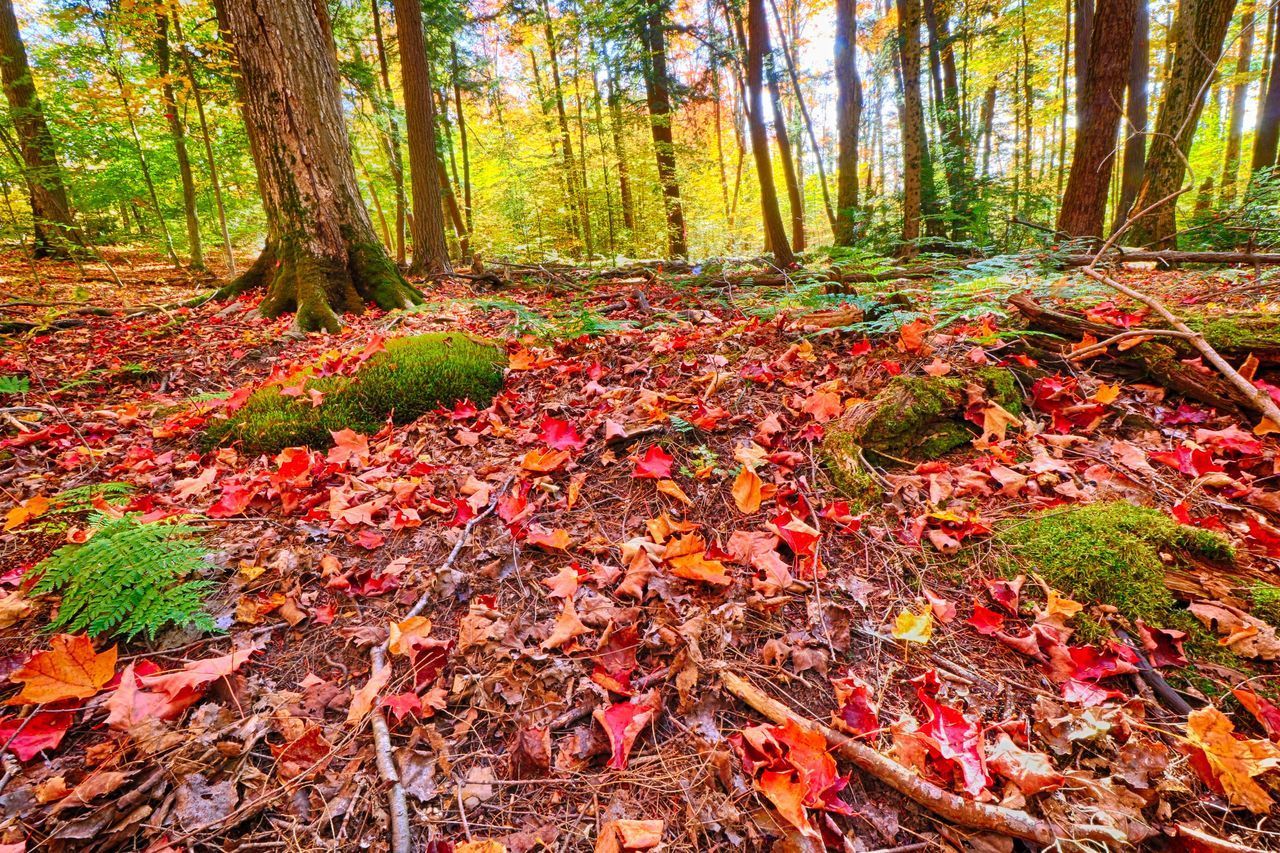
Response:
1253,3,1280,169
602,47,636,239
638,0,689,258
896,0,928,254
745,0,792,265
769,0,834,226
0,0,80,257
1221,1,1256,203
214,0,420,331
1128,0,1238,247
1057,0,1137,240
540,0,592,255
155,9,203,269
371,0,406,264
765,37,804,251
923,0,972,240
833,0,863,244
393,0,451,274
1113,0,1149,229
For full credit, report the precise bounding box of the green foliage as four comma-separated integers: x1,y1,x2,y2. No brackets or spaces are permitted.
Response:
29,513,216,641
0,376,29,394
205,333,506,453
1249,583,1280,626
993,502,1235,638
47,482,135,516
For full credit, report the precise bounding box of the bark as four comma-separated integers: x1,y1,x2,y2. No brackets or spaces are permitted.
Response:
1253,3,1280,169
371,0,406,264
896,0,928,255
1220,2,1255,203
1114,0,1149,229
451,43,472,238
766,48,804,251
978,84,996,177
155,11,203,269
1057,0,1137,240
745,0,793,265
215,0,419,332
639,0,689,258
393,0,451,274
0,0,80,258
1128,0,1239,248
1074,0,1095,114
833,0,863,244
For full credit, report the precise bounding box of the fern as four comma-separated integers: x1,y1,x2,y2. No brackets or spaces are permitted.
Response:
0,375,28,394
48,482,135,516
29,513,217,641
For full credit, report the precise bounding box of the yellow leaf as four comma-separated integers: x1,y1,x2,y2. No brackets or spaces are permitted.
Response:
389,616,433,656
891,606,934,644
0,592,32,629
346,665,390,724
521,448,570,473
656,478,693,506
1091,383,1121,404
4,495,49,531
1256,418,1280,436
1186,707,1280,813
732,468,763,514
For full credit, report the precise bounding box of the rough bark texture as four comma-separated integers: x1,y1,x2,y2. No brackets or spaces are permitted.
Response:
1074,0,1095,114
1220,2,1255,202
216,0,419,332
1128,0,1238,248
394,0,451,275
1057,0,1136,240
639,1,689,258
155,11,203,269
745,0,792,266
896,0,927,255
833,0,863,245
0,0,79,257
1114,0,1149,229
1254,5,1280,169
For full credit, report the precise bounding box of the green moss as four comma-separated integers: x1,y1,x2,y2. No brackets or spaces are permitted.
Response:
974,366,1023,414
1249,583,1280,626
818,429,882,510
993,501,1234,640
1187,314,1280,352
205,333,505,453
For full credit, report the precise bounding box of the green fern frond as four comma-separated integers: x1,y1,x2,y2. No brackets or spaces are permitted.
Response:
28,513,217,641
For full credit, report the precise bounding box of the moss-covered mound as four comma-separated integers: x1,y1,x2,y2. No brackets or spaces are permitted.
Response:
205,333,506,452
820,369,1022,503
1186,313,1280,356
993,502,1234,636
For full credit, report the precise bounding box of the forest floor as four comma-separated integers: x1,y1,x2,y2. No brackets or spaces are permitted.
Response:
2,248,1280,851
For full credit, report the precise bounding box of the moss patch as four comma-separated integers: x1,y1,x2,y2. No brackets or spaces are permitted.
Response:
1187,314,1280,353
205,333,505,453
993,501,1234,642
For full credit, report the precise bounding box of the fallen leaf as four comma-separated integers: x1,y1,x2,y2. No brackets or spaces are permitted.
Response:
732,467,763,513
595,819,663,853
10,634,117,704
892,606,934,644
4,495,49,531
594,695,656,770
633,446,674,479
1185,706,1280,813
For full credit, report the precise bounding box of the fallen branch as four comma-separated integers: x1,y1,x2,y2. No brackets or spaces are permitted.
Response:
367,476,513,853
1064,250,1280,267
719,670,1124,847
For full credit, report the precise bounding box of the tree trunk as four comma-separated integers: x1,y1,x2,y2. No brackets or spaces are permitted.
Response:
393,0,451,274
1057,0,1137,240
155,11,204,270
896,0,928,255
1114,0,1149,229
923,0,972,241
979,84,996,178
766,54,804,251
1128,0,1238,248
604,50,636,239
1074,0,1095,114
833,0,863,244
639,0,689,258
0,0,80,258
371,0,406,265
746,0,793,265
769,0,834,227
541,0,592,256
1221,2,1256,203
215,0,419,332
1253,3,1280,169
451,42,472,238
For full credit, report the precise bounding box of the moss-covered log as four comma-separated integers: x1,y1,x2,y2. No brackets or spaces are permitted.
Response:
205,333,505,452
214,0,422,332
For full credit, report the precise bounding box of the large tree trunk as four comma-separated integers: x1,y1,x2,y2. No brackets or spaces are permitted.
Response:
0,0,80,258
394,0,451,275
1253,4,1280,169
1113,0,1149,229
215,0,419,332
1128,0,1238,248
639,0,689,258
155,10,204,270
833,0,863,245
1057,0,1137,240
1220,2,1255,203
1074,0,1095,114
896,0,928,255
745,0,793,266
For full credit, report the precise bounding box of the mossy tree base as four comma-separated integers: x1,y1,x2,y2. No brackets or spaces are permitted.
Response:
820,369,1023,503
205,332,506,452
216,234,422,333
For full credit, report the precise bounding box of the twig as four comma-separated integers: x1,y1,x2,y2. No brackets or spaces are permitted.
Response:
368,476,513,853
719,670,1123,847
1068,327,1198,360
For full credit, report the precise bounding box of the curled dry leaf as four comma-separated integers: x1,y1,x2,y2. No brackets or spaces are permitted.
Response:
1185,707,1280,814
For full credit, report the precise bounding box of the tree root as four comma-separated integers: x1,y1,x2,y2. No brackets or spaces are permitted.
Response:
719,670,1125,847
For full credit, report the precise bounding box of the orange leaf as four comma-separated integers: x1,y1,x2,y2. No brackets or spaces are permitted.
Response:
11,634,117,704
4,495,49,531
757,770,817,837
522,448,571,473
1186,706,1280,813
347,666,391,724
541,599,589,649
595,819,664,853
526,526,572,550
898,319,933,355
1090,383,1122,404
668,552,732,586
388,616,433,656
732,468,763,513
655,479,692,506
